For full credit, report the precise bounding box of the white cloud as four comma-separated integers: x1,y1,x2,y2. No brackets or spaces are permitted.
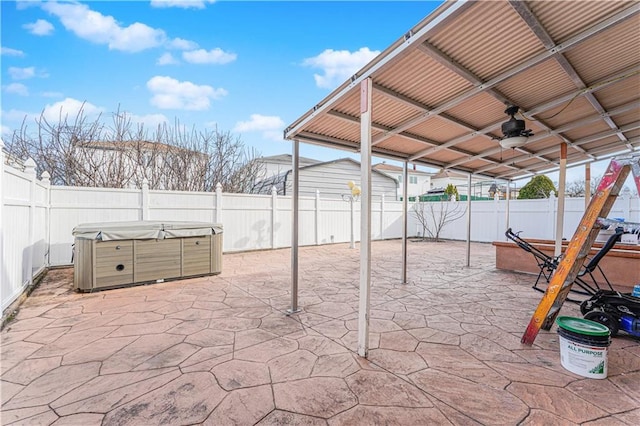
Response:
41,98,103,123
182,48,236,65
303,47,380,89
127,112,169,128
42,91,64,98
1,46,25,57
1,124,11,138
8,66,35,80
167,37,198,50
23,19,55,36
146,76,227,110
234,114,285,141
42,2,166,53
157,52,178,65
4,83,29,96
150,0,215,9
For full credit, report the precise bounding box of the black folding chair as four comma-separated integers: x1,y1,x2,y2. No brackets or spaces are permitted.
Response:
505,228,560,289
505,228,623,301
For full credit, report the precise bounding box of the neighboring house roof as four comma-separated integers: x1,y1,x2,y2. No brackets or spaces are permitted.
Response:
297,158,398,182
75,140,203,156
373,163,433,176
260,154,319,165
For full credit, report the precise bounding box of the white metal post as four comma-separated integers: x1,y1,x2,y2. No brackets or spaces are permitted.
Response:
315,189,320,245
289,139,301,314
402,161,408,284
358,77,373,357
0,140,4,289
555,143,567,257
505,180,511,240
465,174,472,267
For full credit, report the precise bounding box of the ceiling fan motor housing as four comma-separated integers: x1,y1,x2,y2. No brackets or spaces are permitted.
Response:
502,116,526,138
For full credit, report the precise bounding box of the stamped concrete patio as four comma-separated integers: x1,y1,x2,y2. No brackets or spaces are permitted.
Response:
1,240,639,425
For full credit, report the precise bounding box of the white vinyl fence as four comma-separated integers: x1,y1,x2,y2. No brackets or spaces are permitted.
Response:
2,155,639,312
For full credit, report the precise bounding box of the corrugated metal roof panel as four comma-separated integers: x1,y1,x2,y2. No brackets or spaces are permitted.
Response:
534,97,598,128
371,93,423,129
530,0,634,44
406,116,468,143
377,138,432,156
443,92,506,129
563,121,611,141
306,115,361,143
375,52,473,108
564,16,640,83
594,75,640,109
495,59,578,110
429,1,545,81
612,108,640,127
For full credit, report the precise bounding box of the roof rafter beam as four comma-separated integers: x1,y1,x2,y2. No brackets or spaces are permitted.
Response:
508,0,631,150
372,5,638,150
326,110,480,159
413,66,639,165
407,64,640,162
495,137,640,179
372,83,482,136
477,123,640,174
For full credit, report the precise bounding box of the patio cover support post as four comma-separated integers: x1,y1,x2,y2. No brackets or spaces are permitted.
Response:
466,174,472,267
358,77,373,357
402,161,408,284
505,180,511,239
555,143,567,257
585,163,591,209
288,139,301,315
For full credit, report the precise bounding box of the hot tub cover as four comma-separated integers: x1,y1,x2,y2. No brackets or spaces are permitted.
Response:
72,221,223,241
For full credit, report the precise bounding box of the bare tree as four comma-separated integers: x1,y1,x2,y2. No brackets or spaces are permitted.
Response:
565,177,601,197
5,105,266,192
412,200,467,242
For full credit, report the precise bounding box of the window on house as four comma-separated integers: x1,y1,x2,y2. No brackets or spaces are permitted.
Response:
409,176,417,184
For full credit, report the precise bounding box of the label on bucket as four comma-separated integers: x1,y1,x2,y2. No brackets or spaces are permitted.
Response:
559,335,608,379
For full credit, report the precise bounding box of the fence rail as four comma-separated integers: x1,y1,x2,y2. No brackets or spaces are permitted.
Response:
2,156,639,312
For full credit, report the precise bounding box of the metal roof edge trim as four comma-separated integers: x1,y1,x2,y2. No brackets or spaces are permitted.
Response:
284,0,472,140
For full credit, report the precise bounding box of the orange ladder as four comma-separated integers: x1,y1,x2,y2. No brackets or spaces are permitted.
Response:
521,153,640,345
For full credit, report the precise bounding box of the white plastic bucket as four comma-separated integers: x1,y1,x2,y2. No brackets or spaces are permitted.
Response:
556,316,611,379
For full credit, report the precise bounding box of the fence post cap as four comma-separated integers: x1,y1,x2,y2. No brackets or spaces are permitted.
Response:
41,171,51,183
216,182,223,191
24,157,36,173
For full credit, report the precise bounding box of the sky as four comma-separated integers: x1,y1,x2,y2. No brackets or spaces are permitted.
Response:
0,0,616,188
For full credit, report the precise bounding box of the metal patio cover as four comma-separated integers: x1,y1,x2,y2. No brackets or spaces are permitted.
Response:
284,0,640,180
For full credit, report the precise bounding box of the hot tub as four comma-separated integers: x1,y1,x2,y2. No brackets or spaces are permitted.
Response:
72,221,222,291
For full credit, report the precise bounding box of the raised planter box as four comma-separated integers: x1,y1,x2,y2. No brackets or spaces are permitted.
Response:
493,237,640,294
73,221,223,292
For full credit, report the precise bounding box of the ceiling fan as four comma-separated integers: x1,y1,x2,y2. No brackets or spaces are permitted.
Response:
498,105,533,149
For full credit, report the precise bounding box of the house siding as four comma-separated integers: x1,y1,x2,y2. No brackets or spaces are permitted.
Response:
285,160,397,200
